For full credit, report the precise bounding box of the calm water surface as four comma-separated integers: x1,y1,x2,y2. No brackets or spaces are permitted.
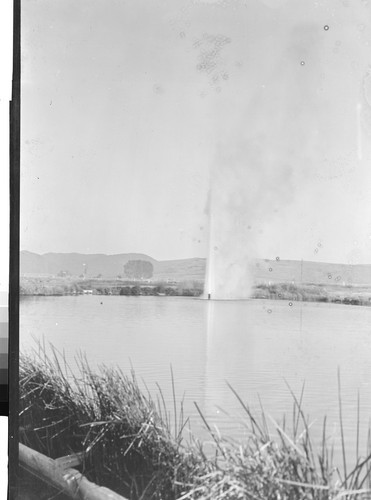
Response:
20,296,371,464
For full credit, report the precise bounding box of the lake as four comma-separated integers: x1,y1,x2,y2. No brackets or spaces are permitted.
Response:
20,295,371,466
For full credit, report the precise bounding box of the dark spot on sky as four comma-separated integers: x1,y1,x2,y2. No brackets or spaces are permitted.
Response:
324,25,329,31
194,33,231,90
153,84,164,95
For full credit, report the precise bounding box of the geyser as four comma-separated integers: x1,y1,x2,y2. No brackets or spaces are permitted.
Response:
204,163,255,301
203,1,371,299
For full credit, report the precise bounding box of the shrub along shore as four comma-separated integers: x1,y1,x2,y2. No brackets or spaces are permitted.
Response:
20,349,371,500
252,282,371,306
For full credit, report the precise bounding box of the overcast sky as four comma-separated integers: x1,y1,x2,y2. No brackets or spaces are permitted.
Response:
21,0,371,263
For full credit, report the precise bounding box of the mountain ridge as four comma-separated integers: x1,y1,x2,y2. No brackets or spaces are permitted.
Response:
20,251,371,285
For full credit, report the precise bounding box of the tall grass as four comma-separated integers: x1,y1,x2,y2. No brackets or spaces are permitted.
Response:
19,346,371,500
20,346,199,499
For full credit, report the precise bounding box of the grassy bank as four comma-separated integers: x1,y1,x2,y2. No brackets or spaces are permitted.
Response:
20,276,203,297
20,276,371,307
19,349,371,499
20,276,84,296
252,282,371,307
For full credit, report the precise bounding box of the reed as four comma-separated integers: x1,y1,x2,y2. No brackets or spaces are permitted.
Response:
19,345,199,499
19,346,371,500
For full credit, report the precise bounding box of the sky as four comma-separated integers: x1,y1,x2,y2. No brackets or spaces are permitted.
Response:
21,0,371,263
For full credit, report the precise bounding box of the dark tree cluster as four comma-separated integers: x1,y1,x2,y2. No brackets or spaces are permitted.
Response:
123,260,154,280
57,270,71,277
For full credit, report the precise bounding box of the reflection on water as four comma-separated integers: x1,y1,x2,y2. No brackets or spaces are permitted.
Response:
204,300,371,463
20,295,371,464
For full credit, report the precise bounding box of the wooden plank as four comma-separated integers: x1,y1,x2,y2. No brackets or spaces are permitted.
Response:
19,443,128,500
55,451,85,470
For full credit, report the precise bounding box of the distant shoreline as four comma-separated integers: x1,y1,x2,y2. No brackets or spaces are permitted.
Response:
19,276,371,307
20,251,371,289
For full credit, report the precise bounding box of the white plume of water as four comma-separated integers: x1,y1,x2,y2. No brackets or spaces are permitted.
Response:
203,2,371,298
204,156,255,300
204,134,294,300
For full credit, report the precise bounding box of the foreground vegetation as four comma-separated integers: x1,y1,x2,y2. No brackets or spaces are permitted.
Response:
19,348,371,500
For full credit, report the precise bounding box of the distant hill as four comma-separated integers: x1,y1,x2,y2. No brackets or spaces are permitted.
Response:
20,251,205,282
253,259,371,286
154,258,206,282
20,251,371,286
20,251,157,278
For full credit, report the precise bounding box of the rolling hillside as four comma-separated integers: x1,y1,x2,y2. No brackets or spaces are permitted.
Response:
20,251,371,286
20,251,157,278
253,259,371,286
